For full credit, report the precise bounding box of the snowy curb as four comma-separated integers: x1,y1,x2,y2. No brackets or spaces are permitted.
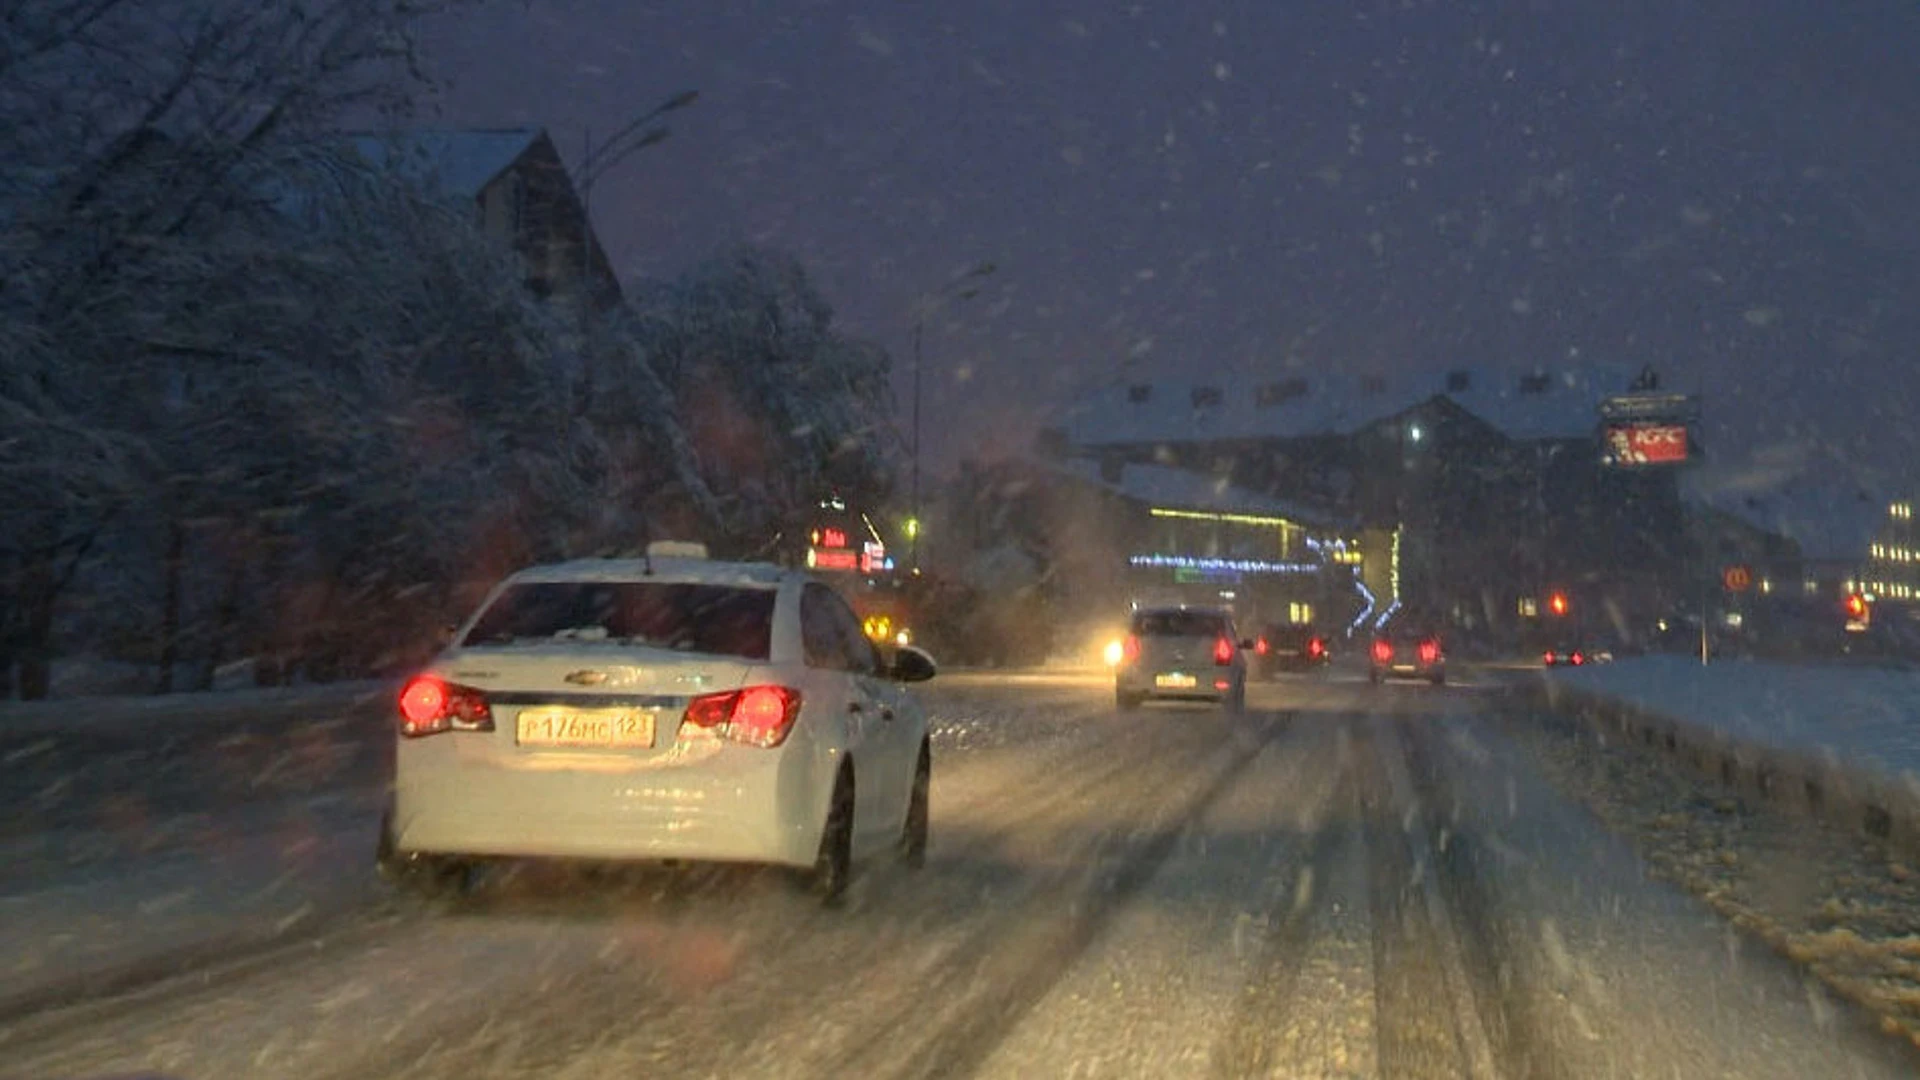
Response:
1511,676,1920,855
0,681,393,736
0,899,387,1033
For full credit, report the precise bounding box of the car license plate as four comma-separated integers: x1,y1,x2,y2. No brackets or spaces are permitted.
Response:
516,707,655,749
1155,672,1198,689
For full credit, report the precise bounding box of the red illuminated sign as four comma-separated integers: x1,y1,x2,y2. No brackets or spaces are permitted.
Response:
808,548,859,571
817,527,849,549
1605,424,1689,466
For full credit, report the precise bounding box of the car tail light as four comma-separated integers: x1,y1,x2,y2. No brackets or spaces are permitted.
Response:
1307,637,1325,658
1213,637,1235,665
1371,640,1393,664
1418,640,1440,665
1543,650,1556,666
398,675,493,737
1571,651,1586,666
1256,638,1270,655
1122,634,1141,663
682,685,803,748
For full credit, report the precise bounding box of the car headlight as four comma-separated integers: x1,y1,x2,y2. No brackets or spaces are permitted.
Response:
895,629,912,647
1103,639,1125,667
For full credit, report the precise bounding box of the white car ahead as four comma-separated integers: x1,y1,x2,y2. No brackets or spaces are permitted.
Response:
378,547,937,904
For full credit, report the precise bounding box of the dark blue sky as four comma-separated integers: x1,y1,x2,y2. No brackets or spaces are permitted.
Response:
420,0,1920,493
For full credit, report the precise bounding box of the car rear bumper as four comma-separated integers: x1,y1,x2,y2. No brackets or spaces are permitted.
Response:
1116,669,1239,700
1371,664,1446,681
389,738,823,868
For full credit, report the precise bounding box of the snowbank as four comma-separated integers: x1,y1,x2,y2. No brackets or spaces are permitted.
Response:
1535,656,1920,852
1545,656,1920,781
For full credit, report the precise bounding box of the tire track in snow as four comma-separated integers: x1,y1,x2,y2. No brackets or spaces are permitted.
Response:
817,711,1292,1080
1204,756,1353,1079
1366,716,1561,1080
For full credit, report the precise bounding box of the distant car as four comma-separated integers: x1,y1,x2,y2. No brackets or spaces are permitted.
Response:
1252,624,1332,677
1543,645,1611,667
378,543,938,905
1114,606,1250,712
1369,627,1447,685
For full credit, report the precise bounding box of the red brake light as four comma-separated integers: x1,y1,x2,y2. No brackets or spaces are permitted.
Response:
1307,637,1325,658
1544,650,1556,666
1571,651,1586,666
682,685,803,747
1371,640,1393,664
1213,637,1234,665
1122,634,1141,663
400,676,445,726
1256,638,1270,655
398,676,491,737
1418,640,1440,665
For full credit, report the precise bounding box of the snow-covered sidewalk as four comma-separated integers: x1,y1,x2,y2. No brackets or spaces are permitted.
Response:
0,786,389,1021
1543,655,1920,785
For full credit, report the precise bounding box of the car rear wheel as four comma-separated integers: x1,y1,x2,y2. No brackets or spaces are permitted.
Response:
900,743,930,869
810,767,855,906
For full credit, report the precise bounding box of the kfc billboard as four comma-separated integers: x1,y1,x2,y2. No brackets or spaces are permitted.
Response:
1604,423,1689,466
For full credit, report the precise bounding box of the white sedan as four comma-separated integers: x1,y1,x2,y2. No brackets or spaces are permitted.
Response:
378,545,936,904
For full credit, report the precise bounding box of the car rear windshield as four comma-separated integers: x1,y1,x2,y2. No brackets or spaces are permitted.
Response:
461,582,776,660
1132,611,1227,638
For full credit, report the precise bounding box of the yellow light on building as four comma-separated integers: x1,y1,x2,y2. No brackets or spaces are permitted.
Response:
1149,506,1299,528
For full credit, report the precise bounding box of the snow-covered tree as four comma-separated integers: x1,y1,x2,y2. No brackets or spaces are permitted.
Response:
627,247,904,550
0,0,469,696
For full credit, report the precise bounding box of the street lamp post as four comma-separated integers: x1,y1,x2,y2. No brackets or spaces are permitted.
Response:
576,89,699,294
907,261,996,572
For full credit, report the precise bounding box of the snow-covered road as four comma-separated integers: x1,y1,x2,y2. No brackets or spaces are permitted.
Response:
2,673,1914,1078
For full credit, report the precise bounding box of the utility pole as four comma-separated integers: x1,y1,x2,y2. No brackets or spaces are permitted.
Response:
910,321,923,571
904,261,996,573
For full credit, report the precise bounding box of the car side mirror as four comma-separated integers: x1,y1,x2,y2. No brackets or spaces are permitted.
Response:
890,645,938,683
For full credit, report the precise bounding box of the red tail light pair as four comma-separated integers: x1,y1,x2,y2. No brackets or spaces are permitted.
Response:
398,676,494,737
683,685,804,748
398,676,802,748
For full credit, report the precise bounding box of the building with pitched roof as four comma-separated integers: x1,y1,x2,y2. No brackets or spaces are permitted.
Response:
1041,365,1698,643
349,128,619,304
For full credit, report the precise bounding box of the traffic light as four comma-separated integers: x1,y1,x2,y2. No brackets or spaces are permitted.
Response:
1548,591,1570,617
